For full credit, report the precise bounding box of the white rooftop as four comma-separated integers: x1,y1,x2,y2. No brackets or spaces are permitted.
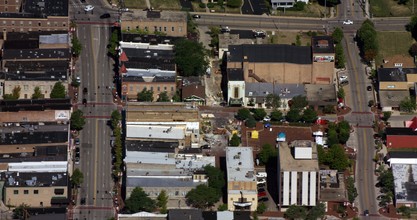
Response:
388,158,417,165
226,147,256,182
120,41,173,50
127,121,199,130
8,161,67,172
126,125,185,140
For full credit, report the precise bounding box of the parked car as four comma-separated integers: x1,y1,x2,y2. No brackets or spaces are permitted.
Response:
258,191,267,197
256,172,267,178
75,138,80,145
364,210,369,216
258,188,266,193
83,87,88,94
257,183,266,188
82,99,87,105
75,147,80,164
339,75,348,81
100,13,111,19
84,5,94,12
258,197,269,202
192,14,201,19
257,178,266,185
343,20,353,25
367,85,372,91
263,116,271,122
76,76,81,83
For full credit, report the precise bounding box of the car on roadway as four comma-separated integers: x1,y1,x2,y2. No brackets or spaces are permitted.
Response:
257,178,266,185
364,210,369,216
84,5,94,12
76,76,81,83
100,13,111,19
339,75,348,81
220,26,230,33
257,183,266,188
258,191,267,197
75,147,80,164
192,14,201,19
367,85,372,91
83,87,88,94
263,116,271,122
256,172,267,178
253,30,266,38
80,0,86,2
82,98,87,105
343,20,353,25
258,188,266,193
75,138,80,145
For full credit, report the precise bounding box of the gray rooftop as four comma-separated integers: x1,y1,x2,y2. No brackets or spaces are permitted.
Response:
0,124,69,145
304,84,337,105
1,171,68,187
226,147,256,182
122,75,176,82
0,145,68,163
126,177,201,188
378,90,409,108
2,49,70,60
245,82,305,99
4,60,68,72
278,142,319,172
24,0,69,16
1,71,68,81
126,125,185,140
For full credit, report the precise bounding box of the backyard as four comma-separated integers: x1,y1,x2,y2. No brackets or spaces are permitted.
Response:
375,31,415,66
371,0,417,17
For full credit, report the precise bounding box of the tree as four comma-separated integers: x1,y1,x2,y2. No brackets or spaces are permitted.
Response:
258,144,277,165
338,129,350,144
4,86,21,100
400,96,416,113
332,27,344,44
398,0,409,4
13,203,30,220
337,87,345,99
379,191,393,207
125,187,156,213
252,108,267,121
270,110,283,121
156,190,168,214
50,82,66,98
108,29,119,57
289,95,308,110
356,20,378,62
32,86,43,99
286,108,301,122
204,165,225,197
284,205,308,220
377,169,394,194
71,168,84,187
327,127,339,146
172,90,181,102
218,203,227,211
346,176,358,203
157,91,170,102
137,88,154,102
327,144,350,171
257,202,267,214
265,94,281,109
226,0,242,8
317,145,331,165
70,109,86,131
110,110,121,129
245,116,257,128
229,133,241,146
306,203,326,220
295,34,302,46
397,206,411,218
409,43,417,56
407,15,417,41
302,108,318,123
71,36,82,57
335,43,346,68
236,108,251,121
186,184,219,209
174,39,208,76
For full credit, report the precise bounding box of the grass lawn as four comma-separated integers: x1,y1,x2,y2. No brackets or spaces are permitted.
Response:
375,31,414,66
272,3,329,18
267,31,324,46
191,2,206,12
150,0,181,10
124,0,147,9
371,0,417,17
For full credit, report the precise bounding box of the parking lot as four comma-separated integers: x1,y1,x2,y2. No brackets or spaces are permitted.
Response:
242,0,269,15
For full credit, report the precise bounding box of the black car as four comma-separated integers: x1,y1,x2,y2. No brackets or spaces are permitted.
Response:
75,138,80,145
258,188,266,193
82,99,87,105
83,87,88,94
80,0,86,2
258,197,269,202
192,14,201,19
100,13,111,19
367,85,372,91
257,183,266,188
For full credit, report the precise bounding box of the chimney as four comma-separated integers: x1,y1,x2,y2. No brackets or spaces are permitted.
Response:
243,56,249,81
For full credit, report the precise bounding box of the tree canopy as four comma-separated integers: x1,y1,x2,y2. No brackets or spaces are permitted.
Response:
306,203,326,220
327,144,350,171
258,143,277,165
110,110,121,129
137,88,154,102
284,205,308,219
252,108,267,121
3,86,21,100
270,110,283,121
356,19,378,62
108,29,119,57
71,36,82,57
332,27,344,44
226,0,242,8
125,187,156,213
229,133,241,146
186,184,219,209
32,86,43,99
302,108,318,123
236,108,251,120
289,95,308,110
71,168,84,187
245,116,257,128
265,94,281,109
400,96,416,113
157,91,170,102
174,39,208,76
346,176,358,203
70,109,86,131
13,203,30,220
286,108,301,122
204,165,225,196
50,82,66,98
156,190,168,214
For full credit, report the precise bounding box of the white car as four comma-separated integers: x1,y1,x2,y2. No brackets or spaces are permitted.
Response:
343,20,353,25
339,75,348,81
256,172,267,178
76,76,81,83
257,178,266,185
84,5,94,12
263,116,271,122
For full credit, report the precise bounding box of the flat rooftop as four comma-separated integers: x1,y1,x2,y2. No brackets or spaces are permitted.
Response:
0,98,71,112
226,147,256,182
0,110,66,123
121,10,186,22
4,60,68,72
379,90,409,108
278,142,319,172
126,125,185,140
1,71,68,81
126,102,199,122
0,124,69,145
126,176,200,188
305,84,337,105
377,68,417,82
0,145,67,163
125,140,178,153
1,171,68,187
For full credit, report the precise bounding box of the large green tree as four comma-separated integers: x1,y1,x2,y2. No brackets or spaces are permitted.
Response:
110,110,121,129
252,108,267,121
156,190,168,214
125,187,156,213
407,15,417,41
174,39,208,76
108,29,119,57
71,36,82,57
186,184,219,209
356,19,378,62
378,169,394,194
137,88,154,102
245,116,257,128
284,205,308,219
346,176,358,203
332,27,344,44
71,168,84,187
400,96,416,113
306,203,326,220
270,110,283,121
3,86,21,100
70,109,86,131
50,82,66,98
204,165,225,197
236,108,251,120
258,143,277,165
265,94,281,109
335,43,346,68
229,133,241,146
13,203,30,220
226,0,242,8
289,95,308,110
302,108,318,123
327,144,350,171
157,91,170,102
32,86,43,99
286,108,301,122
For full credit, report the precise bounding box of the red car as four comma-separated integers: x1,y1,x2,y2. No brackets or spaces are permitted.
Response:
258,192,266,197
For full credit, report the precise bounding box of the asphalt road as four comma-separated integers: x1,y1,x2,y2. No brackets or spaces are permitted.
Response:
69,0,117,219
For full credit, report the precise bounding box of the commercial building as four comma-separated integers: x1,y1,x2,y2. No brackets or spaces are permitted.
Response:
385,127,417,149
277,141,319,210
226,147,257,211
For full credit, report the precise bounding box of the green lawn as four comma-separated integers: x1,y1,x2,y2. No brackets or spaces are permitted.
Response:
124,0,147,9
375,31,414,66
371,0,417,17
272,3,329,18
150,0,181,10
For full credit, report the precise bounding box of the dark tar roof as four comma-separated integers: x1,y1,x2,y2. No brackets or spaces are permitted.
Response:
385,127,417,136
168,209,203,220
230,30,255,39
0,145,68,163
311,36,335,54
3,49,70,60
0,99,71,112
121,33,182,44
4,60,69,72
178,147,202,154
122,75,176,82
1,71,68,81
124,58,175,71
4,40,39,50
388,151,417,159
2,172,68,187
127,177,200,188
125,140,178,153
228,44,312,64
1,131,68,145
24,0,69,16
7,31,68,41
377,68,417,82
227,68,244,81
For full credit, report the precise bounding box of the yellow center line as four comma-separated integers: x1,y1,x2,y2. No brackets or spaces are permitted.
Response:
344,35,370,208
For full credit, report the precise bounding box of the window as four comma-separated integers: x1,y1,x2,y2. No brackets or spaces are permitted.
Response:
28,21,32,25
150,87,153,91
157,86,160,91
171,27,174,32
130,86,133,92
179,26,182,32
171,87,174,91
11,21,14,25
34,190,38,194
14,190,18,194
234,87,239,98
54,188,64,195
38,22,41,26
164,86,167,91
164,27,167,31
23,85,28,91
24,190,29,194
20,21,23,25
159,27,162,31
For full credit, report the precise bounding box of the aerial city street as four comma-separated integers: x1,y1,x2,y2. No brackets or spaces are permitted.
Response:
1,0,417,219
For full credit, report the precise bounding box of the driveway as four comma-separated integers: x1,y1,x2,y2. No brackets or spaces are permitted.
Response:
242,0,269,15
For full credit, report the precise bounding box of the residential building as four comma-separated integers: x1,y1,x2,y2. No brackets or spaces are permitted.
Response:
121,10,187,37
387,151,417,207
226,147,257,211
181,77,206,105
277,141,319,210
227,68,245,106
386,127,417,149
119,42,176,101
0,0,69,33
377,68,417,111
226,36,334,85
